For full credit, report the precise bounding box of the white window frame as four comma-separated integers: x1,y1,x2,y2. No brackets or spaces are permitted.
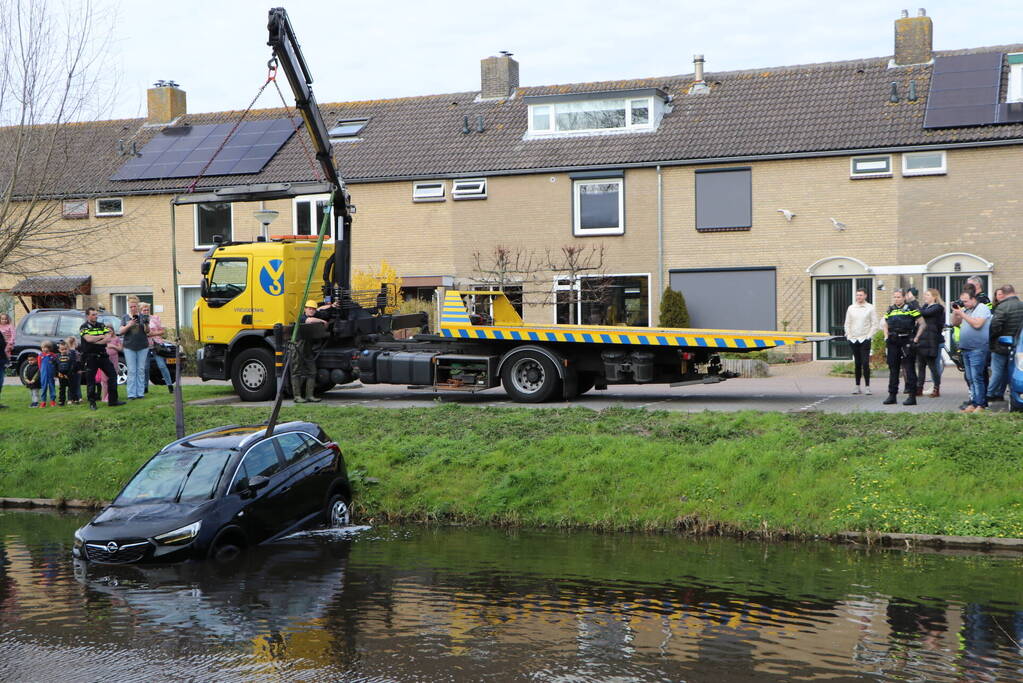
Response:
849,155,892,178
178,285,201,329
553,273,651,327
573,178,625,236
1008,55,1023,103
111,293,154,317
901,150,947,177
193,203,234,249
528,96,655,136
62,199,88,219
413,181,446,202
95,197,124,217
452,178,487,200
328,119,368,139
292,193,335,242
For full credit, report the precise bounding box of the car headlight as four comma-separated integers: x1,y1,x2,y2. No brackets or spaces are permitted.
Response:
154,521,202,546
73,528,84,548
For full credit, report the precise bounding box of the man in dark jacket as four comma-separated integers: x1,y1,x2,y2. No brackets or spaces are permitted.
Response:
987,284,1023,402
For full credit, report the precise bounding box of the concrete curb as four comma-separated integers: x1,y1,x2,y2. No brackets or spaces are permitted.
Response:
837,530,1023,550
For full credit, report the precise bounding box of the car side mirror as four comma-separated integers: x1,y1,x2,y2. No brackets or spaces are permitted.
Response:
248,475,269,492
998,335,1014,346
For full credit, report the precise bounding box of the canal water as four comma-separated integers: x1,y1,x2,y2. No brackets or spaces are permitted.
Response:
1,510,1021,682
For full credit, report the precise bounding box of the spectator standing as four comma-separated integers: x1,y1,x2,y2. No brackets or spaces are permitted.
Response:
956,289,992,413
0,314,10,409
967,276,992,308
141,302,174,393
80,307,123,410
65,337,82,404
56,340,77,406
99,334,122,403
844,288,878,395
119,297,150,400
881,289,923,406
37,341,58,408
987,284,1023,402
915,289,946,398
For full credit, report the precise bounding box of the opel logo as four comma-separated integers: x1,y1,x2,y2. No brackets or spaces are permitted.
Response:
106,541,119,553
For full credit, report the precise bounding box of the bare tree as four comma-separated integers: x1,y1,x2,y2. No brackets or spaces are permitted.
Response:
0,0,125,277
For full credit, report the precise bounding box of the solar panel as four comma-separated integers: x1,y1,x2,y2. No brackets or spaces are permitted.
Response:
110,117,299,181
923,53,1003,129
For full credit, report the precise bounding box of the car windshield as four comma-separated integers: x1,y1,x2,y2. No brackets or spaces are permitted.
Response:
115,449,234,505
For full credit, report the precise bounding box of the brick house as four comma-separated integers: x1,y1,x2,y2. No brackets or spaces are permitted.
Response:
2,10,1022,360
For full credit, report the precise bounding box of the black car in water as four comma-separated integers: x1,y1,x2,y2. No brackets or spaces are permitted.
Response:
73,422,352,564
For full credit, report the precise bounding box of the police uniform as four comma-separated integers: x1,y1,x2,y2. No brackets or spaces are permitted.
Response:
290,301,325,403
883,301,921,403
80,319,121,407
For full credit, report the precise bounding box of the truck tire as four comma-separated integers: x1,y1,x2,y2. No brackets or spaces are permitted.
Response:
501,350,561,403
231,347,276,402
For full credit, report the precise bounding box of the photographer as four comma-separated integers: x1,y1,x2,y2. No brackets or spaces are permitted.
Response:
881,289,923,406
955,289,992,413
118,296,150,400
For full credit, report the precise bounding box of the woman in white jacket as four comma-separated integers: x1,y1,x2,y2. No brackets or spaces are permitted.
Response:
844,288,880,394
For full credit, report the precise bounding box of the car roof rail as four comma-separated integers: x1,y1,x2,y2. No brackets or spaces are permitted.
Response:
160,424,244,451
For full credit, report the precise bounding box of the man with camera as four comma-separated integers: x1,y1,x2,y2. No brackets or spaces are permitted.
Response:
79,307,124,410
953,288,993,413
118,296,150,400
882,288,924,406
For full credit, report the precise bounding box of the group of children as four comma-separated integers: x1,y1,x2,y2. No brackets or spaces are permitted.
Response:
25,335,121,407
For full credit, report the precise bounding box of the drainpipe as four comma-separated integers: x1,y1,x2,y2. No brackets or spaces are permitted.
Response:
169,196,185,439
656,164,664,309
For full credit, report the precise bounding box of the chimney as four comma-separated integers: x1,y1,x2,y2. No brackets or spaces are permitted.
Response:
688,54,710,95
893,9,933,66
480,52,519,100
147,80,186,124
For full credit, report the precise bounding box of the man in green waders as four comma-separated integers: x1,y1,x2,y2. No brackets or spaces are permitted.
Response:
292,299,329,403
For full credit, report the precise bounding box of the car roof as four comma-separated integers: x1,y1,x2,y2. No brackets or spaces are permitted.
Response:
160,422,325,452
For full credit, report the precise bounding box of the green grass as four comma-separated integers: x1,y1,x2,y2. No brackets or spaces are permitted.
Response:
1,383,1022,538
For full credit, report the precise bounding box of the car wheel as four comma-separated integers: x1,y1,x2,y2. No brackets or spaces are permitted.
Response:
18,356,37,387
231,347,275,401
326,494,352,528
116,358,128,385
208,533,245,563
1010,392,1023,413
501,350,561,403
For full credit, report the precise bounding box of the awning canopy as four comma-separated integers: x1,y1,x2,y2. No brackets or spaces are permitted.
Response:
9,275,91,296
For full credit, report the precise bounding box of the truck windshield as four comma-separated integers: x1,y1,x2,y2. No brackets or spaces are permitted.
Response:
115,450,234,505
206,258,248,301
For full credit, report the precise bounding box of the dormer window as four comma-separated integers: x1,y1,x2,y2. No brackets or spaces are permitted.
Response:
525,88,668,137
1008,53,1023,103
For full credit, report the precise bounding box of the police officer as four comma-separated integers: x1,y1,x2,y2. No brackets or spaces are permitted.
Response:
291,299,329,403
882,289,925,406
79,307,124,410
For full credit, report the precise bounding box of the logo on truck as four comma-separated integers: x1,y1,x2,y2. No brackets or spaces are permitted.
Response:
259,259,285,296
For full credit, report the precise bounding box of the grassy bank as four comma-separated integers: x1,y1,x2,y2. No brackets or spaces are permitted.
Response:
1,384,1021,538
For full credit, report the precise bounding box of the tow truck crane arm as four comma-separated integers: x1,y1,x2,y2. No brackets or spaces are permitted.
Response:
267,6,353,292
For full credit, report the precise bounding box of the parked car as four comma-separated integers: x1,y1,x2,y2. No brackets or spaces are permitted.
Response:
73,421,352,564
1005,334,1023,413
11,307,180,387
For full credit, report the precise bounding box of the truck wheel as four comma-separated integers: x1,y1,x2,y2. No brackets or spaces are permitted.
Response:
231,347,276,401
501,351,561,403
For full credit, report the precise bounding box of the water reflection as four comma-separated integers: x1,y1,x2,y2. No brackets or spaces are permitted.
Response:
1,510,1022,681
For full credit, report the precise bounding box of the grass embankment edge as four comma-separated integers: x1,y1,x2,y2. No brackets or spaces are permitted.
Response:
1,384,1022,540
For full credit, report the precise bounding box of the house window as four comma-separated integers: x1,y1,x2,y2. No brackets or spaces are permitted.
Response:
529,97,655,135
294,194,334,239
902,150,947,176
178,285,202,329
850,155,892,178
112,294,154,317
452,178,487,200
328,119,368,139
695,168,752,232
413,181,445,202
195,203,232,248
556,275,649,326
573,178,624,236
95,198,124,216
62,200,88,219
1008,54,1023,102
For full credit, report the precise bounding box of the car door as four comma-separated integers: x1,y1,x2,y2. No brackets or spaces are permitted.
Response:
230,438,289,543
274,432,329,522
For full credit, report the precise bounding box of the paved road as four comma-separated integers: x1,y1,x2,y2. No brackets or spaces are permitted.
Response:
187,362,1010,413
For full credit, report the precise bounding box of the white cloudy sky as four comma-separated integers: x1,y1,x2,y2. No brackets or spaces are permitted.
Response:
102,0,1022,118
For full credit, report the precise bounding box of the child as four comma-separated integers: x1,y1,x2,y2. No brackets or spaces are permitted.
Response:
37,341,58,408
99,334,122,403
65,337,82,404
56,340,79,406
24,355,40,407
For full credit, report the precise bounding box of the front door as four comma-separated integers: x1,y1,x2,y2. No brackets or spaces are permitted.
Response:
816,278,873,360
